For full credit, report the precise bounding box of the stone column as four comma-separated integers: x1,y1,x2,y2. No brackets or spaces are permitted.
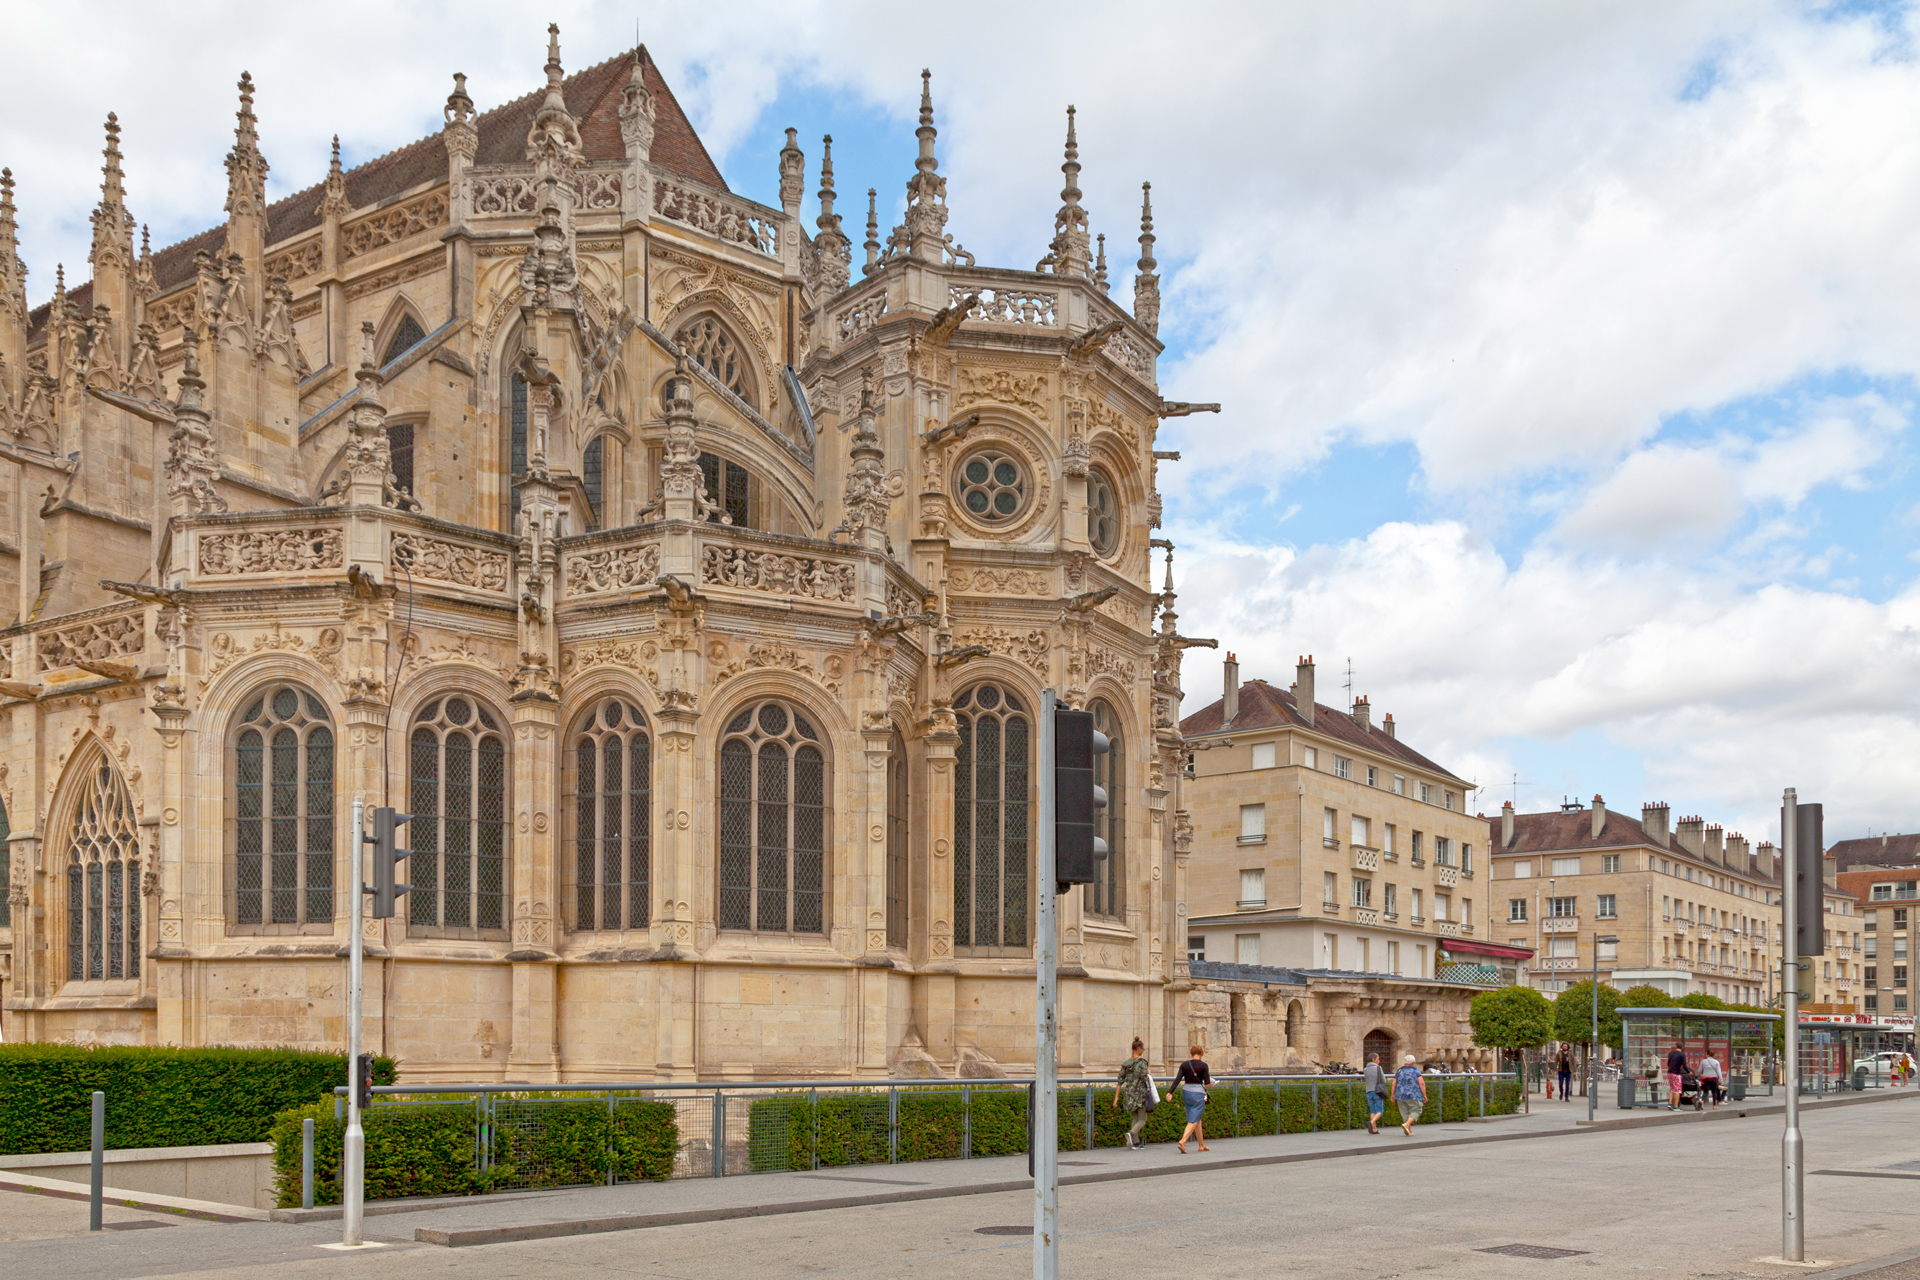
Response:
915,702,958,1066
505,692,559,1081
650,683,699,1079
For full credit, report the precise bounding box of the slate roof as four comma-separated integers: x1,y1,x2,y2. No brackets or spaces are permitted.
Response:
1828,833,1920,871
1488,806,1789,888
1179,678,1464,784
29,45,722,341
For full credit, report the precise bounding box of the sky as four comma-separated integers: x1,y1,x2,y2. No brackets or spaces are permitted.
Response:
4,1,1919,846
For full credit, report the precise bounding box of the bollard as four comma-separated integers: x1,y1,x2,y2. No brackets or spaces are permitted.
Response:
89,1090,105,1231
302,1117,315,1210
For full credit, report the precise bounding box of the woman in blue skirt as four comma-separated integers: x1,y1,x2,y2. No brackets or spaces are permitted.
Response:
1167,1044,1212,1153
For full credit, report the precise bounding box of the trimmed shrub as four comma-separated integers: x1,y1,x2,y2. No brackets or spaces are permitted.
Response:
0,1044,394,1156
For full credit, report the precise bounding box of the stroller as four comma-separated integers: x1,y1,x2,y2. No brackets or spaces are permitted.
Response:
1676,1069,1707,1112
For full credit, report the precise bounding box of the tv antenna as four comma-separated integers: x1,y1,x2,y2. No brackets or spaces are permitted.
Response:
1343,657,1354,712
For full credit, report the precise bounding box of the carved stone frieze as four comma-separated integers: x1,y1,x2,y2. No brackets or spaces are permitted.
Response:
561,637,662,691
952,285,1058,327
37,612,143,671
341,191,449,260
390,532,509,592
198,528,343,576
652,180,778,256
564,543,660,597
958,625,1050,675
264,238,323,282
948,566,1049,596
701,545,855,603
955,368,1048,417
344,252,443,302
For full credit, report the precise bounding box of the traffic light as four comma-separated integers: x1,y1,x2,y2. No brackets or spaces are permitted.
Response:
1053,706,1109,891
367,806,411,919
355,1052,374,1110
1787,801,1825,957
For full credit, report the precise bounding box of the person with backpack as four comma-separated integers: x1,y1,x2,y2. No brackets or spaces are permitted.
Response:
1112,1037,1157,1149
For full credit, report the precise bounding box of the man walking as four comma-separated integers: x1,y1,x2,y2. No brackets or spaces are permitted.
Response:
1363,1052,1387,1135
1666,1043,1688,1111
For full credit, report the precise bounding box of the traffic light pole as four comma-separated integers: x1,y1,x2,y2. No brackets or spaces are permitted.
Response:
343,795,366,1247
1781,787,1802,1263
1033,688,1058,1280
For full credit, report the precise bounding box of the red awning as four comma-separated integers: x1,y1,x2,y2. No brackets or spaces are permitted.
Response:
1439,939,1534,961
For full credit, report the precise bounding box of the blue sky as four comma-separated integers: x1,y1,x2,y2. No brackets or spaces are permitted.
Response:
5,0,1919,844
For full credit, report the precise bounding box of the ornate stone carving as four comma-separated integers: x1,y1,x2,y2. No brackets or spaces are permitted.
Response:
1088,647,1138,684
835,294,888,342
1103,332,1154,382
564,543,660,597
343,251,443,302
710,640,839,694
955,368,1047,417
959,626,1050,675
470,173,538,215
948,567,1050,596
391,532,509,591
652,179,778,256
561,638,662,691
264,238,323,281
952,285,1058,327
402,633,513,683
37,612,143,670
341,191,449,260
701,545,856,603
198,527,343,575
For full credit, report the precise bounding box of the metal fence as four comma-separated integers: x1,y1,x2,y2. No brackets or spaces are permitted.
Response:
325,1070,1520,1198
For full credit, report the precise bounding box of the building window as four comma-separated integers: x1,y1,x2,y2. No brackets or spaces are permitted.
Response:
1597,894,1617,919
1444,790,1456,811
1602,854,1620,873
1384,882,1398,916
1463,898,1473,927
1410,831,1423,863
569,698,651,932
1323,871,1339,906
1086,700,1125,921
1303,747,1318,770
1240,804,1267,843
1352,877,1372,908
1383,824,1396,855
954,684,1030,950
409,697,508,936
887,728,909,948
1550,937,1575,958
1549,896,1577,918
1411,887,1424,920
1366,766,1378,787
698,451,752,528
1897,909,1909,928
1552,857,1580,876
1351,815,1370,848
719,700,828,935
65,759,142,982
1086,468,1120,557
1333,756,1352,779
509,368,527,522
1898,995,1911,1012
1513,859,1532,878
1393,773,1404,795
582,435,605,530
233,686,334,930
1509,898,1528,923
1462,843,1473,874
1188,935,1206,962
1322,932,1339,968
1250,742,1275,770
1323,807,1337,845
1419,783,1432,803
955,449,1029,525
382,313,427,365
1434,893,1450,922
1435,837,1453,866
676,315,749,397
387,420,416,504
1240,868,1266,909
1236,933,1260,965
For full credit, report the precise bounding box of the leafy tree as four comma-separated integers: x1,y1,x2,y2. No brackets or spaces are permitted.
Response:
1677,992,1731,1011
1616,984,1673,1009
1471,985,1555,1052
1553,980,1622,1051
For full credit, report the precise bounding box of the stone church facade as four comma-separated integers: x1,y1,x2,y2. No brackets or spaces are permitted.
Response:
0,31,1215,1081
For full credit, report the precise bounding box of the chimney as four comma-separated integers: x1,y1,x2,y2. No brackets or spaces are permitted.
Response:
1222,652,1239,726
1641,802,1670,849
1295,655,1315,728
1675,815,1705,857
1824,855,1837,889
1352,695,1371,730
1382,713,1395,739
1501,800,1514,849
1705,824,1724,866
1728,833,1749,873
1590,794,1606,841
1755,841,1777,881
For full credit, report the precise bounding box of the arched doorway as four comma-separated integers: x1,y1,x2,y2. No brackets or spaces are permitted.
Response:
1364,1029,1396,1066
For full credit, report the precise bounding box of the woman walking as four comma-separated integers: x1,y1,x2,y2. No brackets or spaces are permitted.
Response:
1112,1037,1157,1149
1556,1050,1573,1102
1167,1044,1212,1153
1395,1053,1428,1135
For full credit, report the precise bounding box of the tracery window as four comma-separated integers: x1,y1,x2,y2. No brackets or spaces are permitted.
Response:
718,700,827,934
1087,468,1120,557
582,435,605,531
887,728,909,948
382,314,427,366
698,451,752,528
954,683,1031,951
409,697,508,936
508,370,528,523
571,698,651,932
675,315,748,398
66,760,140,981
0,794,10,930
956,450,1029,526
1084,699,1125,921
234,686,335,929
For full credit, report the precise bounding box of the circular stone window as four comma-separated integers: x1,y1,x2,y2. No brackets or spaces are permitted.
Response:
1087,468,1120,557
957,450,1029,525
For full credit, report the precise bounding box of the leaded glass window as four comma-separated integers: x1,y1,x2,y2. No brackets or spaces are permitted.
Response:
66,760,140,981
1085,699,1125,920
954,684,1030,950
571,699,650,931
675,315,748,398
382,313,427,365
387,421,416,503
698,451,752,528
718,700,827,934
409,697,508,936
0,794,10,930
956,450,1028,525
887,728,909,949
1087,468,1120,557
509,371,527,522
583,435,605,531
234,686,335,929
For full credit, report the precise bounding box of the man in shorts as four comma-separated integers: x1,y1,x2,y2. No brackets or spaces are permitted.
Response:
1666,1043,1688,1111
1363,1052,1387,1135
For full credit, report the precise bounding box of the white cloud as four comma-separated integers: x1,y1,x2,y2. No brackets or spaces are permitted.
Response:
1554,443,1741,550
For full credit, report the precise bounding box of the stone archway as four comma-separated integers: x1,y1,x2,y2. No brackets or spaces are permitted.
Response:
1363,1028,1396,1067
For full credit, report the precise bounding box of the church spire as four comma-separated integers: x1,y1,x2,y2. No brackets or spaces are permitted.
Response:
1133,181,1160,336
811,134,850,299
1042,106,1091,278
779,127,805,217
0,168,23,381
527,23,583,161
1094,233,1108,291
842,367,890,545
222,72,269,308
862,186,880,277
321,135,349,218
901,69,948,262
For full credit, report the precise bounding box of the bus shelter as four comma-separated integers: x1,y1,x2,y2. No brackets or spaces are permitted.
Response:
1798,1021,1916,1092
1619,1008,1779,1107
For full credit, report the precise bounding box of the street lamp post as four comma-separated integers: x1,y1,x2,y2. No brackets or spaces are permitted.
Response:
1591,933,1619,1122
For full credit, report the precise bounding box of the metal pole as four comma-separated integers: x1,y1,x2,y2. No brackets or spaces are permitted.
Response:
88,1090,104,1231
1033,688,1058,1280
343,796,366,1246
1782,787,1803,1263
302,1116,315,1210
1590,932,1600,1123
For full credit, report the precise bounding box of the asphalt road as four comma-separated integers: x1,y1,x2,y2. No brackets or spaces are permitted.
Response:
8,1096,1920,1278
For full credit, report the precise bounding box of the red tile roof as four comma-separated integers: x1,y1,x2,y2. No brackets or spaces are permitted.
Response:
1488,807,1789,887
1835,866,1920,902
1828,833,1920,871
30,45,722,340
1179,678,1465,784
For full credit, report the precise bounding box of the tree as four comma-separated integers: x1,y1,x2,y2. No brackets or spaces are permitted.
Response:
1471,985,1555,1053
1617,983,1673,1009
1677,992,1731,1011
1553,980,1622,1052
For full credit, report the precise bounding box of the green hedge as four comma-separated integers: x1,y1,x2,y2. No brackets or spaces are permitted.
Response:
268,1095,677,1208
747,1076,1521,1170
0,1045,395,1156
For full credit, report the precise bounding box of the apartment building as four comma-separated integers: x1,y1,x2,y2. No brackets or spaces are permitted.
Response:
1834,863,1920,1018
1181,657,1524,981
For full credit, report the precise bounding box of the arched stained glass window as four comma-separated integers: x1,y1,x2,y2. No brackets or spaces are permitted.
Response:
66,760,140,981
382,313,427,366
1084,699,1124,921
1087,468,1120,557
718,701,827,934
887,728,909,949
571,699,650,931
583,435,605,531
954,684,1031,951
675,316,748,398
234,687,335,929
509,371,528,523
410,697,508,936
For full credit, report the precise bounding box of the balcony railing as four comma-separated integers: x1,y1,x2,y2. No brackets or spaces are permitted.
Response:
1436,865,1460,888
1352,847,1380,872
1352,907,1380,926
1541,917,1580,933
1236,899,1267,911
1320,901,1341,915
1437,921,1460,937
